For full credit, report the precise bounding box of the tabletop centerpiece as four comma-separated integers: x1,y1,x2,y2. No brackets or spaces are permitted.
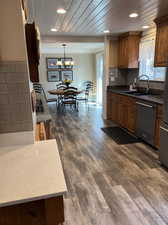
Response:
63,79,72,87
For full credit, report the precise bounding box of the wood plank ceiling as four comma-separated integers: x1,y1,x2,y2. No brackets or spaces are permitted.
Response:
31,0,168,36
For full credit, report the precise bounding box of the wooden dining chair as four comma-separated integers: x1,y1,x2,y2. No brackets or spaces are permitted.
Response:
64,87,78,91
56,83,66,90
77,81,93,103
56,83,67,105
62,87,78,112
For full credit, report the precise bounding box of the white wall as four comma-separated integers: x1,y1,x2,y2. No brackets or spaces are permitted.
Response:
39,53,96,98
0,0,35,146
0,0,27,61
102,37,110,119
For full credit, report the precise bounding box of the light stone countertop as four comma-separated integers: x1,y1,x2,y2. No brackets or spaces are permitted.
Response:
0,140,67,207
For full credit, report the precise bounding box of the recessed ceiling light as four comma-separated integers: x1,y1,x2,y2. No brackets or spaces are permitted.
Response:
142,25,150,29
129,13,139,18
104,30,110,33
57,8,67,14
51,28,57,32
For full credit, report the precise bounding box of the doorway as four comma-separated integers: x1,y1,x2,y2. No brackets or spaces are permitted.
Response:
96,53,104,105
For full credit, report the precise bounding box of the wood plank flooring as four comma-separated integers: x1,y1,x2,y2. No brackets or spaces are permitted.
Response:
49,103,168,225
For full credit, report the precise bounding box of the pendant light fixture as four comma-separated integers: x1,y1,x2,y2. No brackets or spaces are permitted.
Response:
57,44,74,67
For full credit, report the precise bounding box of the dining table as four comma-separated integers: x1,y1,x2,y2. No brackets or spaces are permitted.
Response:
48,89,83,96
48,89,84,111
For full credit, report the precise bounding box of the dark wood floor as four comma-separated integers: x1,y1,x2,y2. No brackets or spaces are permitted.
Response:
49,103,168,225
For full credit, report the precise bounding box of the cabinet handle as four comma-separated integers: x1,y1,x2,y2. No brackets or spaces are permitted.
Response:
160,126,168,133
136,102,153,108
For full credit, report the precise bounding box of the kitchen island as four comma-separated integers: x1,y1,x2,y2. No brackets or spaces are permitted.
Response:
0,139,67,225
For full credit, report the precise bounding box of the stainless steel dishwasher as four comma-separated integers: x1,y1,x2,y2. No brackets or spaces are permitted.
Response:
136,101,157,146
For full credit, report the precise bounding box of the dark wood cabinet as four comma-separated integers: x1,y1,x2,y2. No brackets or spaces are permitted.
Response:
107,92,163,148
25,22,40,82
111,94,119,123
118,96,136,133
118,37,128,68
118,96,128,128
107,93,136,133
118,32,141,69
127,97,137,133
107,92,119,122
0,196,64,225
154,15,168,67
107,92,113,120
155,105,163,148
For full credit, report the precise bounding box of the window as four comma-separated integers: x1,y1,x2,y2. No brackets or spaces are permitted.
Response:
139,39,166,81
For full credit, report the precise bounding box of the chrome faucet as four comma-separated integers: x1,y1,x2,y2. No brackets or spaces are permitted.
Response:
138,74,150,94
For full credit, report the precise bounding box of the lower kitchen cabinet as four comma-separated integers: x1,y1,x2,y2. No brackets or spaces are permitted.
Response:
127,97,137,133
107,92,119,122
107,92,163,148
107,93,136,133
155,105,163,148
0,196,64,225
118,96,128,128
107,92,113,120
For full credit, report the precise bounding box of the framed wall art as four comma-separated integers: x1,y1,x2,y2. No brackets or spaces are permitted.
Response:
46,58,60,69
61,70,73,81
47,70,60,82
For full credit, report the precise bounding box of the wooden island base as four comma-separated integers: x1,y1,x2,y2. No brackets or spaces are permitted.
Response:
0,196,64,225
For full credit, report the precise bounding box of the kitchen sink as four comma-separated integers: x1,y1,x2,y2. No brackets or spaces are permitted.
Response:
124,91,150,96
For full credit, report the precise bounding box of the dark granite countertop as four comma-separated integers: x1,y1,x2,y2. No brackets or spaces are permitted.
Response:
107,86,164,105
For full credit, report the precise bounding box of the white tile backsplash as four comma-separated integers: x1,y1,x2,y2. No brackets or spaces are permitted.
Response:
0,61,33,133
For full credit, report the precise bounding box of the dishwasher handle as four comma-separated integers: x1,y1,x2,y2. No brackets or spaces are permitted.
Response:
136,102,153,108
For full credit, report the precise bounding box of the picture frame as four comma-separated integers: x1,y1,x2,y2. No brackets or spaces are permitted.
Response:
46,58,60,69
61,70,73,81
47,70,60,82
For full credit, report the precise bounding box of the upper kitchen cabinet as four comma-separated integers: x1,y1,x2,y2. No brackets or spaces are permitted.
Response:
154,15,168,67
118,32,141,69
25,23,40,82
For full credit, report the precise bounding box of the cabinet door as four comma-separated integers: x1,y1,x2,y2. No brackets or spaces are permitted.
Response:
127,36,140,68
107,93,118,122
118,37,128,68
107,93,113,119
118,33,140,69
155,23,168,67
127,98,136,133
118,102,124,126
155,105,163,148
123,37,128,67
112,94,119,123
118,96,127,127
107,93,119,122
118,38,124,67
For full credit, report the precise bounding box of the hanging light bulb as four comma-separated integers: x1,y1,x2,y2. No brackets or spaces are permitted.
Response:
70,61,74,66
65,61,70,66
57,60,63,66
